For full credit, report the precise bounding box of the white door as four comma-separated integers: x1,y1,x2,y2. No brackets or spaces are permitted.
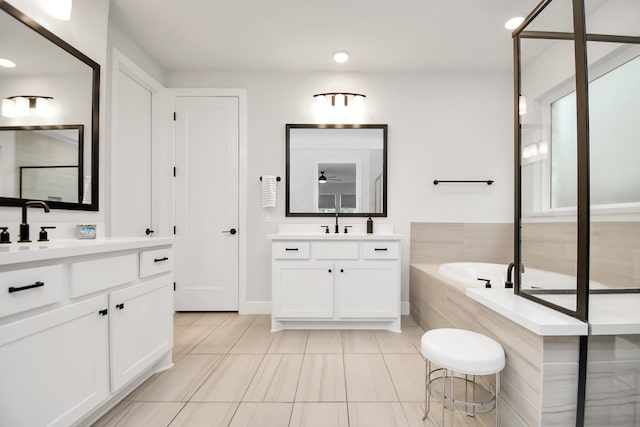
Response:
336,261,399,318
273,262,335,318
174,96,239,310
111,68,152,237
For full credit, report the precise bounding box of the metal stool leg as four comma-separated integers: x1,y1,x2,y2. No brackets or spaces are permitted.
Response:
495,372,500,427
450,371,455,427
423,359,431,420
442,368,446,426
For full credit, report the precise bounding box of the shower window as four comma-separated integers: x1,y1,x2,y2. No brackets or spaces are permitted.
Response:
549,52,640,210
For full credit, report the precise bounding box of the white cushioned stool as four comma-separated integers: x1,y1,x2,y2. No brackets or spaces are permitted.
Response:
420,328,505,426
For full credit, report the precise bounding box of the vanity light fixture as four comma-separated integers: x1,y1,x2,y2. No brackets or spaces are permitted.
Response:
505,16,525,30
48,0,72,20
313,92,366,108
2,96,54,118
0,58,16,68
318,171,328,184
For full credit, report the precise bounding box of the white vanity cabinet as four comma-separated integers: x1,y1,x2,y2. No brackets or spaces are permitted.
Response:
271,236,401,331
0,238,174,427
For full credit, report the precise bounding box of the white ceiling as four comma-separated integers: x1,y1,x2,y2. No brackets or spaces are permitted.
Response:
109,0,541,73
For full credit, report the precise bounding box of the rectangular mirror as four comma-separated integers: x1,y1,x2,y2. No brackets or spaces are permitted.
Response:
0,2,99,211
286,124,387,217
0,125,83,203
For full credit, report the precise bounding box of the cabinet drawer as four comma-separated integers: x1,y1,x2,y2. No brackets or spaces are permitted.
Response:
362,242,400,259
0,265,64,318
273,242,310,259
140,248,174,278
70,254,137,298
313,242,359,260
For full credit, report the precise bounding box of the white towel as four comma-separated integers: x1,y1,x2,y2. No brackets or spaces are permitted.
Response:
261,175,277,208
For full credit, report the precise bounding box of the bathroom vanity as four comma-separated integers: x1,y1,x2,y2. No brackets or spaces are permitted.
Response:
0,237,174,427
270,226,401,331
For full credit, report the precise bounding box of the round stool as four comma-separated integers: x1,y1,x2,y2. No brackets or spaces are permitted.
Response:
420,328,505,426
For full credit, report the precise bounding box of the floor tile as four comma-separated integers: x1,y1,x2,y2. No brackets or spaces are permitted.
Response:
174,312,204,327
348,402,409,427
343,330,381,353
401,402,495,427
344,354,398,401
383,354,426,401
306,330,343,353
375,330,419,354
221,314,257,327
91,399,132,427
229,402,293,427
191,354,263,402
190,312,233,327
289,402,348,427
251,315,272,326
168,402,238,427
229,324,275,354
132,355,222,402
173,326,216,355
95,402,184,427
401,315,418,327
190,326,246,354
244,354,303,402
268,330,309,353
296,354,346,402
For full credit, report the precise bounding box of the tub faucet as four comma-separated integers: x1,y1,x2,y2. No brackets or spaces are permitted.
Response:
334,213,340,234
505,262,525,289
19,201,50,243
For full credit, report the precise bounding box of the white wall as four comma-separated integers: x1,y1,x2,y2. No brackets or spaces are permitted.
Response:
0,0,109,237
166,70,514,310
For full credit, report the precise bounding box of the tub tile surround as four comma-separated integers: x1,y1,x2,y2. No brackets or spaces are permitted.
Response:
410,219,640,427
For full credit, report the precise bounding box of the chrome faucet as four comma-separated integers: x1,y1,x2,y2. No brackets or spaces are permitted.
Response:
334,213,340,233
505,262,525,289
19,201,50,243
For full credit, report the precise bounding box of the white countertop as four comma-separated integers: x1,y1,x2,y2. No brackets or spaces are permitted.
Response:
268,233,402,241
466,288,588,336
0,237,174,266
588,293,640,335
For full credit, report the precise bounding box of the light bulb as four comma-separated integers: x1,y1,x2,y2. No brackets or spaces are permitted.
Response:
505,17,524,30
351,95,365,114
2,98,16,118
0,58,16,68
15,97,29,117
35,97,52,117
48,0,72,20
334,94,345,107
333,51,349,63
519,95,527,115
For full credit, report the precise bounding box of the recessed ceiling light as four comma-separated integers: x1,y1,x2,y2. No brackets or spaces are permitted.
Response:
0,58,16,68
505,16,525,30
333,51,350,63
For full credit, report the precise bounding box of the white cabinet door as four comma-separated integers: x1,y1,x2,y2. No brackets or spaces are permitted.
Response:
336,262,399,318
273,262,334,318
110,277,173,392
0,295,109,427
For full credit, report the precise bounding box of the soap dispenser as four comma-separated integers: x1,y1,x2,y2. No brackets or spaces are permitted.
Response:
0,227,11,244
366,217,373,234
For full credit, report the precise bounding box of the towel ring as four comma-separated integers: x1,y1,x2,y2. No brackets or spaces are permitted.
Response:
260,176,281,181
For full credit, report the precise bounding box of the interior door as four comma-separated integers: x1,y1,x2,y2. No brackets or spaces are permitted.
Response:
111,69,152,237
174,96,239,310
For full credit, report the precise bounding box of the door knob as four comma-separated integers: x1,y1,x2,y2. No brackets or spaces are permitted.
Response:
222,228,237,235
145,228,154,235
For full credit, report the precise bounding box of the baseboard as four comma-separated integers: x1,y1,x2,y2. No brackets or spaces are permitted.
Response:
401,301,410,315
240,301,410,316
240,300,271,314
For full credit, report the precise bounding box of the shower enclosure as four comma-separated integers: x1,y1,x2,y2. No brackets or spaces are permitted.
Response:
513,0,640,425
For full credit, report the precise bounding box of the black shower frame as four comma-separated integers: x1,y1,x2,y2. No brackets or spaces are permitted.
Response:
513,1,640,425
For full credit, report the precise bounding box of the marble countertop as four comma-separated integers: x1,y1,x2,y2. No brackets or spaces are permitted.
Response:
0,237,174,266
466,288,588,336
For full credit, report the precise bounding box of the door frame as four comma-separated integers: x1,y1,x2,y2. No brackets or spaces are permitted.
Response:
109,48,166,236
168,88,248,313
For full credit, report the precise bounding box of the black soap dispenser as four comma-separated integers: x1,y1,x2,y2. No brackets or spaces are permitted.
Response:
366,217,373,234
0,227,11,244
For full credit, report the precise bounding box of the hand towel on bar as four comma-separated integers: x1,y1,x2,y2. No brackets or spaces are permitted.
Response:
261,175,277,208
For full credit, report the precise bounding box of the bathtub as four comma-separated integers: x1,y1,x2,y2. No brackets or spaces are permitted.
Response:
438,262,607,290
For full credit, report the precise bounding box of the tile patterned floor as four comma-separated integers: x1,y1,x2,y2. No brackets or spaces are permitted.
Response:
93,313,494,427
